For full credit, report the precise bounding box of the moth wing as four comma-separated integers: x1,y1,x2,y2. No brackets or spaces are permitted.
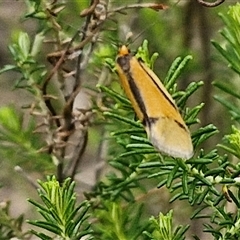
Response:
146,117,193,159
137,61,193,159
116,47,193,159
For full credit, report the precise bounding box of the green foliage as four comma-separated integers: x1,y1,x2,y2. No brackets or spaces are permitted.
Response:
135,40,159,69
218,126,240,158
144,210,189,240
213,81,240,122
95,40,220,204
0,200,31,239
28,176,92,240
0,106,51,170
93,202,149,240
212,3,240,122
0,31,46,91
212,3,240,75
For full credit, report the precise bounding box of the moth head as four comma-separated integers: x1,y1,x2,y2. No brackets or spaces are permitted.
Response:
118,45,130,57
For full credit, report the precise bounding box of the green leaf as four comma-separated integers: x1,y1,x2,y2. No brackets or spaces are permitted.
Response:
146,210,188,240
166,165,179,188
192,124,219,147
28,177,91,238
213,81,240,100
219,125,240,158
136,39,159,68
0,64,19,74
103,112,142,128
165,55,193,90
18,32,31,58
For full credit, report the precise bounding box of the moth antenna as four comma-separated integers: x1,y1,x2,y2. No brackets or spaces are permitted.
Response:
130,21,157,44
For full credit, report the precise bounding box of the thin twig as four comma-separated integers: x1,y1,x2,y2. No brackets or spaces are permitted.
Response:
80,0,99,17
108,3,168,14
196,0,225,7
43,30,80,127
70,130,88,180
56,0,106,181
46,25,102,61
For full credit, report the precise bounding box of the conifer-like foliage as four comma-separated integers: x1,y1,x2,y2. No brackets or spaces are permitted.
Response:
0,1,240,240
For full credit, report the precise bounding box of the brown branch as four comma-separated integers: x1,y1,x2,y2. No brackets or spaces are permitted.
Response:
56,2,105,181
59,3,106,133
46,25,102,60
108,3,168,14
80,0,99,17
42,32,80,128
43,24,101,128
70,130,88,180
58,35,100,148
196,0,225,7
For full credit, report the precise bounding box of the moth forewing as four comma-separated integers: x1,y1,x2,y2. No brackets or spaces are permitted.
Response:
138,61,177,111
147,118,193,159
116,45,193,159
115,60,144,121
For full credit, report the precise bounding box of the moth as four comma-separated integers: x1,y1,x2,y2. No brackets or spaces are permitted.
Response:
116,45,193,159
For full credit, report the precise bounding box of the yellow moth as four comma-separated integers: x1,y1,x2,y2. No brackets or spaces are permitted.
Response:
116,45,193,159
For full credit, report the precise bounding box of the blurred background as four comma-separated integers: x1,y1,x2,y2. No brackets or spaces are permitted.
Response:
0,0,239,239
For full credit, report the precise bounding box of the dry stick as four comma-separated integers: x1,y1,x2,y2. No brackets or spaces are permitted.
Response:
43,25,101,125
70,130,89,180
66,1,107,179
58,4,105,180
108,3,168,14
68,47,95,178
44,30,98,183
46,26,102,63
42,31,80,128
42,33,80,183
73,0,103,90
66,51,86,180
60,71,89,180
196,0,225,7
80,0,99,17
